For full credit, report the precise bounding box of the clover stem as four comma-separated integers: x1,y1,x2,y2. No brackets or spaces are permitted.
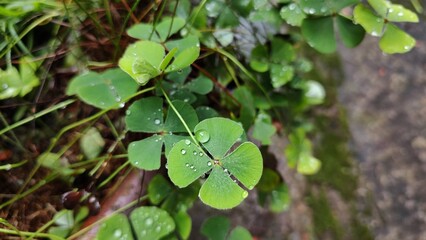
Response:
214,47,284,124
160,87,199,146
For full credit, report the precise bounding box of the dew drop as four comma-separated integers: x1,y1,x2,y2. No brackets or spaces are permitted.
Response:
195,130,210,143
404,45,410,50
223,168,228,173
113,229,122,237
193,151,197,155
242,191,248,198
190,165,194,169
115,96,122,102
125,110,131,115
207,161,212,166
177,69,183,74
181,149,187,155
185,139,191,145
154,118,161,125
155,226,162,232
4,164,11,171
119,102,125,108
199,152,204,157
371,31,379,37
398,12,404,16
145,218,153,226
165,163,168,169
248,185,254,190
185,163,190,167
289,3,296,10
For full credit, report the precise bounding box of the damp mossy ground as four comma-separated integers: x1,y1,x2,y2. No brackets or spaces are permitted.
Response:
305,53,373,240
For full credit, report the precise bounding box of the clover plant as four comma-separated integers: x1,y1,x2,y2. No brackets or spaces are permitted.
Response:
167,118,263,209
54,0,420,239
97,207,175,240
125,96,198,170
354,0,418,53
0,57,40,99
201,215,253,240
67,68,139,109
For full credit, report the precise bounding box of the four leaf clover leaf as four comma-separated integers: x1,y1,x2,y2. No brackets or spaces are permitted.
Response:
167,118,263,209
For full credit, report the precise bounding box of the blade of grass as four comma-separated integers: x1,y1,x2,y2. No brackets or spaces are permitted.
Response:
0,99,75,136
0,11,61,59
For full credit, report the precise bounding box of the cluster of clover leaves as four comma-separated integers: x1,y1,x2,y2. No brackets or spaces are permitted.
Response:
66,16,261,238
64,0,419,239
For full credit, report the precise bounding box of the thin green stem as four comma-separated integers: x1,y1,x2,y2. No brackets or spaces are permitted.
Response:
98,161,130,188
0,99,76,136
214,47,283,122
0,173,59,209
0,160,26,171
0,112,27,152
0,228,64,240
160,87,198,145
72,0,108,37
7,21,33,57
7,87,155,210
0,11,61,59
150,0,168,41
69,154,127,169
186,0,208,36
115,0,142,59
27,210,68,240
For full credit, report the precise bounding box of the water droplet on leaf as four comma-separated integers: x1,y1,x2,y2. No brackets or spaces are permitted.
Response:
185,139,191,145
195,130,210,143
181,149,186,155
145,218,153,226
154,118,161,125
113,229,122,237
242,191,248,198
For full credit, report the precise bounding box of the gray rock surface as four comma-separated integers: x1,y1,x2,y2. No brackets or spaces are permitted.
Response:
338,18,426,240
